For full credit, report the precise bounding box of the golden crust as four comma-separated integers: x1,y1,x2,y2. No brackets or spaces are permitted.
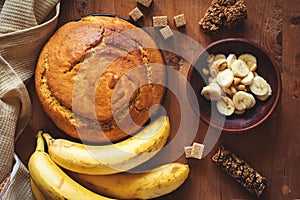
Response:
35,16,166,143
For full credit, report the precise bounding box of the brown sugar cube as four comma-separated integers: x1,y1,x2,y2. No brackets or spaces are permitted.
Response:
174,14,186,27
159,25,173,39
129,7,143,21
153,16,168,27
137,0,153,8
184,146,193,158
191,142,205,159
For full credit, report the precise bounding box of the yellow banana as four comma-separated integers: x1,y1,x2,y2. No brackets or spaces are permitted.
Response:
30,178,46,200
68,162,189,199
28,131,113,200
43,115,170,175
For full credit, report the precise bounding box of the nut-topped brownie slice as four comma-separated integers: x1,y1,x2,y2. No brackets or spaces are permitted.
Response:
199,0,247,33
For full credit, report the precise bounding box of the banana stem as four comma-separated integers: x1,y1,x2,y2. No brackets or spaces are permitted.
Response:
42,133,53,147
36,131,45,152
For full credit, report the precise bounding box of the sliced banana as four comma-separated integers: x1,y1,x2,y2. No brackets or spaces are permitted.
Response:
248,93,256,108
240,71,254,85
208,77,217,84
250,64,257,72
256,83,272,101
249,76,269,96
216,69,234,88
226,54,237,69
207,54,215,64
201,52,272,116
233,91,253,111
201,83,222,101
213,54,226,61
234,109,246,115
209,63,219,77
222,86,233,96
216,97,235,116
231,59,250,78
209,58,229,77
238,53,257,69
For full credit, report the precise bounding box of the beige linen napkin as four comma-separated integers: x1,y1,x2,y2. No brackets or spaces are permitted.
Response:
0,0,60,199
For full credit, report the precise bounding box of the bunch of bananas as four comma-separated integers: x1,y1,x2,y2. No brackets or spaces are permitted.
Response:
28,116,190,199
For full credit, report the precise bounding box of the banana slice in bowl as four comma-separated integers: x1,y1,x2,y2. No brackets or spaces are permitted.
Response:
238,53,257,69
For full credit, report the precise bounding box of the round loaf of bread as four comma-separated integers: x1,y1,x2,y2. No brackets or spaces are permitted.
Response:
35,16,166,143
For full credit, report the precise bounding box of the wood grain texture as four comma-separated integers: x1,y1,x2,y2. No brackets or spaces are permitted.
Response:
15,0,300,199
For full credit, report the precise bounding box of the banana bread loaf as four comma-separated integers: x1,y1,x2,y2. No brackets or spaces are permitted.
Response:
35,15,166,143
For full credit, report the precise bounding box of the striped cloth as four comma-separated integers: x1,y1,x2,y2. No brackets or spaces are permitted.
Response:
0,0,60,199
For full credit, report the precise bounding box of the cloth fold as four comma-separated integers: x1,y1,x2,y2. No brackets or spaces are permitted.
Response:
0,0,60,199
1,154,32,200
0,0,61,81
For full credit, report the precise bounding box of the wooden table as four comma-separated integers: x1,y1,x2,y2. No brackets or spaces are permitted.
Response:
17,0,300,199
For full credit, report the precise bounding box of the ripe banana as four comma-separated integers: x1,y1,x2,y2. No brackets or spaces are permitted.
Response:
213,53,226,61
216,96,235,116
28,131,113,200
30,178,46,200
67,162,189,199
216,68,234,88
208,54,225,65
231,59,249,78
256,83,272,101
43,115,170,175
249,76,269,96
240,71,254,85
238,53,257,69
226,53,237,69
208,77,217,84
233,91,256,111
209,62,219,77
209,56,227,76
201,82,222,101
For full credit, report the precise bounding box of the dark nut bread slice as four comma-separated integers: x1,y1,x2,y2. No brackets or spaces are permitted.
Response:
199,0,247,33
212,145,268,197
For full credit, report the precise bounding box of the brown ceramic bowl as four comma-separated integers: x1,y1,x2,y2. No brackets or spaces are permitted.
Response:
187,38,282,132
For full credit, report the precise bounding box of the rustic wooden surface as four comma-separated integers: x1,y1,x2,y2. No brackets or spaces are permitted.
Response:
16,0,300,199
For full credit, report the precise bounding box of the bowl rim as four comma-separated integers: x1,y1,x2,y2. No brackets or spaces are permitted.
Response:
187,38,282,132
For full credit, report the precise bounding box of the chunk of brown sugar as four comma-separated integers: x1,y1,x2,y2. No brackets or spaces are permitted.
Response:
191,142,204,159
129,7,143,21
137,0,153,8
153,16,168,27
159,25,173,40
184,146,193,158
174,14,186,28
